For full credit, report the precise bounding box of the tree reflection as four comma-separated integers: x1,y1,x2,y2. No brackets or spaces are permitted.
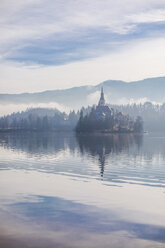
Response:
0,131,77,156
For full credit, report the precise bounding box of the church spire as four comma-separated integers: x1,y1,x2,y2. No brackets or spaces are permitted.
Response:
98,87,105,106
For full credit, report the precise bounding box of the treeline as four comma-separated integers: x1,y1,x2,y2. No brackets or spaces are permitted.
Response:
1,102,165,132
80,102,165,132
0,108,79,131
76,108,143,133
110,102,165,132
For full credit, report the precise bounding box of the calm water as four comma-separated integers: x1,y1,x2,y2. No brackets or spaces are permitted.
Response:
0,132,165,248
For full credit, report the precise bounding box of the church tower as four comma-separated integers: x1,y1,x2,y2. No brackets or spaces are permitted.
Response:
98,87,105,106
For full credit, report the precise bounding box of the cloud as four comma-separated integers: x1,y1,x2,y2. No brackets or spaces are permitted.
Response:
114,97,161,105
1,0,165,63
128,9,165,24
0,102,69,117
0,0,165,92
87,91,100,106
87,90,109,106
1,36,165,93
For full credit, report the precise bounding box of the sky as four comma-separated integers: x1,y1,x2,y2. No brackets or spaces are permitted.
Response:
1,0,165,93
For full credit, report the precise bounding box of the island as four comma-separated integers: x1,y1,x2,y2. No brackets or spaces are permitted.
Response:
76,88,143,133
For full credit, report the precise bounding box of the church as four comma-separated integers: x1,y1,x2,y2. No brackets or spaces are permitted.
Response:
94,87,113,120
76,87,143,133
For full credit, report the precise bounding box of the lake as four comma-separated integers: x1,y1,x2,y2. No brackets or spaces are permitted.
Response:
0,131,165,248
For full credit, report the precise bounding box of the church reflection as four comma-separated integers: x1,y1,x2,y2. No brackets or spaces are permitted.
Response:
0,131,147,179
76,134,143,177
0,131,143,176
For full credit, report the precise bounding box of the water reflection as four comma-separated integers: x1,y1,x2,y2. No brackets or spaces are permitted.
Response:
0,132,165,186
0,131,77,156
0,132,144,181
0,132,165,247
1,131,165,162
76,134,143,177
1,131,165,160
1,194,164,248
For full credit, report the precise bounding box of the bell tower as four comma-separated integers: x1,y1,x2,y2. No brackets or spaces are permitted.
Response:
98,87,105,106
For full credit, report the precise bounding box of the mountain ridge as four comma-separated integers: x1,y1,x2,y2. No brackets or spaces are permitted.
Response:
1,76,165,109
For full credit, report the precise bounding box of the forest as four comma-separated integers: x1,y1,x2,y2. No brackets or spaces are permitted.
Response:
0,102,165,132
76,107,143,133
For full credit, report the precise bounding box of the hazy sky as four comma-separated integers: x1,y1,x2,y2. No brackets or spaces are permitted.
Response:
1,0,165,93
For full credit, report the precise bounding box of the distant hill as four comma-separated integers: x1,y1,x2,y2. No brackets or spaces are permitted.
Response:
0,76,165,109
